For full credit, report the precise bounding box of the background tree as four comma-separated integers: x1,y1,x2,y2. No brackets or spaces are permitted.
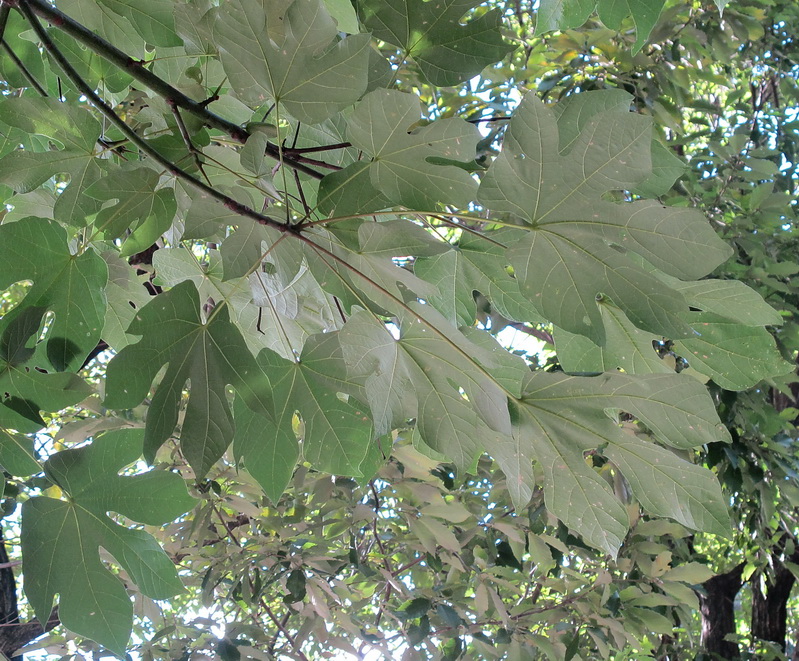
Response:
0,0,796,659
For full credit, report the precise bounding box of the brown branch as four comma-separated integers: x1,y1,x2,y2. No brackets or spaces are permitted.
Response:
259,598,309,661
14,0,325,180
0,5,9,41
17,2,295,239
284,142,352,154
505,321,554,345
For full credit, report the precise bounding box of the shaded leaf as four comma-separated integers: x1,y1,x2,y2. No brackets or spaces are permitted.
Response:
597,0,667,54
0,307,91,432
674,313,792,390
104,280,273,476
478,91,731,343
213,0,370,123
340,309,513,468
341,89,480,210
242,333,374,477
0,218,108,371
22,429,194,655
358,0,514,85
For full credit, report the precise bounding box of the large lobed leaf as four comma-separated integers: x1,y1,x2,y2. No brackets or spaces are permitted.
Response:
0,98,104,225
357,0,515,86
22,429,194,655
0,217,107,373
509,370,732,555
104,280,272,476
319,89,480,214
213,0,371,123
478,90,733,345
0,307,91,432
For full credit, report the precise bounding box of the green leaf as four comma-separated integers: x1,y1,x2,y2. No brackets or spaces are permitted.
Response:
631,140,688,198
0,98,104,225
213,0,371,123
100,251,154,351
47,27,134,94
535,0,595,35
232,396,298,504
0,218,108,371
339,309,513,468
603,433,730,535
668,278,783,327
22,429,194,656
152,246,334,362
0,12,47,90
325,0,360,32
104,280,273,476
508,372,731,555
242,333,374,477
554,299,671,375
597,0,667,54
340,89,480,210
478,91,732,344
303,224,439,314
317,161,390,217
0,307,91,432
84,166,177,244
674,313,792,390
358,0,514,86
57,0,146,58
415,228,544,326
0,429,42,476
97,0,182,46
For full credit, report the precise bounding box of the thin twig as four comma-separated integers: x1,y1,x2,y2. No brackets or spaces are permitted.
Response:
0,4,10,42
15,0,325,180
285,142,352,154
391,556,424,577
168,99,212,185
260,597,310,661
505,321,553,345
465,116,512,124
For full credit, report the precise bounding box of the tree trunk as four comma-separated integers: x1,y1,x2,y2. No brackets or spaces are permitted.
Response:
700,562,745,660
751,554,797,652
0,530,59,660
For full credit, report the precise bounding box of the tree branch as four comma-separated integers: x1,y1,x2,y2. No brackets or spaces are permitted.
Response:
505,321,553,345
17,2,295,237
13,0,325,180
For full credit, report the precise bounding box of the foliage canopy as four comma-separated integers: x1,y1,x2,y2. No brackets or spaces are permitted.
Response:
0,0,797,658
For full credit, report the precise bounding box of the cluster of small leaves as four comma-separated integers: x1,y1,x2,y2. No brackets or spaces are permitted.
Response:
0,0,792,657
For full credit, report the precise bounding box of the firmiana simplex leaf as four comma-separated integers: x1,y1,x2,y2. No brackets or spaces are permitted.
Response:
319,89,480,213
213,0,370,123
0,306,91,432
104,280,272,476
22,429,194,655
511,371,731,555
340,309,513,468
237,332,376,481
0,217,108,372
0,97,104,225
535,0,667,54
478,90,732,344
358,0,515,86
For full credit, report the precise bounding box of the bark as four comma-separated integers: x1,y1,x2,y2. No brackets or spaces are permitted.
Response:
700,562,745,660
751,551,798,652
0,532,59,660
